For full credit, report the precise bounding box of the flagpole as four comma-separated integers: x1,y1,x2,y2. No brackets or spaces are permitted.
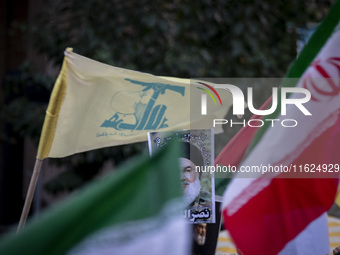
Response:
17,158,43,232
15,50,71,232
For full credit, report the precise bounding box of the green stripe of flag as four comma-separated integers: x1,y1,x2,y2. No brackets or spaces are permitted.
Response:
0,143,183,255
248,0,340,153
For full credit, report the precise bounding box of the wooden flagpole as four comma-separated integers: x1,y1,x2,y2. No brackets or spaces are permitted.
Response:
16,50,72,232
17,158,43,232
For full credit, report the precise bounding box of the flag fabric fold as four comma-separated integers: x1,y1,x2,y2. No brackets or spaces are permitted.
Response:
220,2,340,254
215,96,272,169
37,49,232,159
0,143,190,255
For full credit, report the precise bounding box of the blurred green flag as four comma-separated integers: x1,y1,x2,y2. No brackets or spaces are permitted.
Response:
0,143,190,255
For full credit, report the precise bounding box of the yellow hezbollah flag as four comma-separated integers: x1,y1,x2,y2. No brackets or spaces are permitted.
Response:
37,48,232,159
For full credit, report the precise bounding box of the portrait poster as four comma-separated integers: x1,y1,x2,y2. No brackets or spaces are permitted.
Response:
148,129,215,224
190,199,222,255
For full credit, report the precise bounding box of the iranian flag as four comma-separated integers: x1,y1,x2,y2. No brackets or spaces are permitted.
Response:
220,2,340,255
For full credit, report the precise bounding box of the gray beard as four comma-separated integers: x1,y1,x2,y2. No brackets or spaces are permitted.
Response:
194,233,206,246
183,178,201,206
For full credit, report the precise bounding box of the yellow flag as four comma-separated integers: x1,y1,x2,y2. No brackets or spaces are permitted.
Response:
37,48,232,159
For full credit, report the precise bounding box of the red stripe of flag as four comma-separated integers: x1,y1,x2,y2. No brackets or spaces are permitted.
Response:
223,112,340,254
